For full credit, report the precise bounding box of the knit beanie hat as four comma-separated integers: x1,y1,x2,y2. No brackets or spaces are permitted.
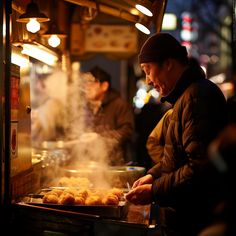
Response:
139,33,188,64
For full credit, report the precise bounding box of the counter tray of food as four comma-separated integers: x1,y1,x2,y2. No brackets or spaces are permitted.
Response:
20,185,128,219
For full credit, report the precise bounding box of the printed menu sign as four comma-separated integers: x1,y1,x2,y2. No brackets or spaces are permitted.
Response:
10,64,20,159
85,24,138,53
11,64,20,122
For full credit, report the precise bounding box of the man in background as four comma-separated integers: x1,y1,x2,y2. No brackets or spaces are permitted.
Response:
82,66,135,165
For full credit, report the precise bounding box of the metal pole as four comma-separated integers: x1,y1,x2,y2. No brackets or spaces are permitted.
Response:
5,0,11,206
0,0,4,207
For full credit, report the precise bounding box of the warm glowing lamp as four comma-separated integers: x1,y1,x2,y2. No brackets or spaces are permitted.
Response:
42,22,67,48
16,0,50,33
135,0,153,17
26,18,40,33
20,43,58,66
48,35,61,48
135,17,151,35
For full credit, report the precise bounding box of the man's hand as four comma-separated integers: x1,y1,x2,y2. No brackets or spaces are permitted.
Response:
132,174,154,188
125,184,152,205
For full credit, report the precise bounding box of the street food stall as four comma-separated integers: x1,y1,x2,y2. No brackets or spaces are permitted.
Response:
0,0,167,235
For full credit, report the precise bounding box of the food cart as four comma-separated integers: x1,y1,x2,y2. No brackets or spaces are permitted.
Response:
0,0,167,235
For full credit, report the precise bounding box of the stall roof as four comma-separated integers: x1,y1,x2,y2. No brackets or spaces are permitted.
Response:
12,0,167,30
11,0,167,59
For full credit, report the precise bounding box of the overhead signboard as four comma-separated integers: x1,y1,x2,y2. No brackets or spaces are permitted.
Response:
85,24,138,53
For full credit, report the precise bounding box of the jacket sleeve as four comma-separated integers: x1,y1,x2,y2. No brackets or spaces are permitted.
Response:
146,109,173,164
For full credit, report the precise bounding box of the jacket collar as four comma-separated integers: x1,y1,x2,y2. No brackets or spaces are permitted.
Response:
161,66,205,105
102,89,120,106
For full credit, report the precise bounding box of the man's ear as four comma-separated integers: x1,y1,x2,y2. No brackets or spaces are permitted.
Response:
165,58,174,72
101,81,109,92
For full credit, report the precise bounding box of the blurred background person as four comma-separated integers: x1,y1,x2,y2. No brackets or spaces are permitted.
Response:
81,66,135,166
31,73,66,147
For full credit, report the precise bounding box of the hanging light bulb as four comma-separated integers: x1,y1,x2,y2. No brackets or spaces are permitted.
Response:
16,0,50,33
26,18,40,33
42,22,67,48
48,35,61,48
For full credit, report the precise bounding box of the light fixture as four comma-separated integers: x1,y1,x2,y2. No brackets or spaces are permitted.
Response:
20,42,58,66
42,22,67,48
11,45,29,69
135,0,153,17
12,52,29,68
135,17,151,35
16,0,50,33
130,8,140,16
26,18,40,33
48,35,61,48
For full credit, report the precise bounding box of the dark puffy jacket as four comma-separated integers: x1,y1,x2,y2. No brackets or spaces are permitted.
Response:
85,89,135,165
148,65,228,235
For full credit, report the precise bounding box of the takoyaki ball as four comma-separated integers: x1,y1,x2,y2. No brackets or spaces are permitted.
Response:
90,189,104,198
85,195,103,205
63,187,78,196
109,188,124,199
58,192,75,205
75,189,89,199
50,189,63,197
42,194,59,204
74,196,85,205
102,193,119,205
58,177,91,188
